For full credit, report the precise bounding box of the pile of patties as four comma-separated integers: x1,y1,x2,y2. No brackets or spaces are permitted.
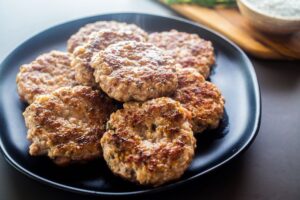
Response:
16,21,225,187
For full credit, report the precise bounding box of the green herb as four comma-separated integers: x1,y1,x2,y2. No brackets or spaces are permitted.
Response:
165,0,236,7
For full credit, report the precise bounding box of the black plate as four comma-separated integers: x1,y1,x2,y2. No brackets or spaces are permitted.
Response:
0,13,261,196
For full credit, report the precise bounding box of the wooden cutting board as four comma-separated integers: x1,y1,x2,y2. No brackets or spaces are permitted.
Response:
159,1,300,60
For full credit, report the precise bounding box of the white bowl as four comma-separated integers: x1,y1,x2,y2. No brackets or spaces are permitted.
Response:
237,0,300,34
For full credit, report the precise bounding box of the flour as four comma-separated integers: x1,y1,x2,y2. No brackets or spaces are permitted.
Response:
245,0,300,19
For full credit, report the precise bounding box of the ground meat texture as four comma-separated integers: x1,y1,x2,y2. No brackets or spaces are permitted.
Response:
67,21,148,53
72,29,147,87
148,30,215,78
173,68,225,133
16,51,78,104
101,97,196,186
23,86,117,166
91,41,179,102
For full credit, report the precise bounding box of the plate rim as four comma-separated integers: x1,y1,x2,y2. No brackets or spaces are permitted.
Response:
0,12,261,196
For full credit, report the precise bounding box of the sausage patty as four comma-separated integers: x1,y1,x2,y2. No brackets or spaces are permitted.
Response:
101,97,196,186
72,29,147,87
149,30,215,78
173,68,225,133
23,86,116,166
67,21,148,53
16,51,78,103
91,41,179,102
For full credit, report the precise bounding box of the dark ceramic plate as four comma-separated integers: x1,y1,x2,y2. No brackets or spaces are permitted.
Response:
0,13,261,196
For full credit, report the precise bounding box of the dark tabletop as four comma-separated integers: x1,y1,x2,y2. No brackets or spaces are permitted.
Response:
1,0,300,199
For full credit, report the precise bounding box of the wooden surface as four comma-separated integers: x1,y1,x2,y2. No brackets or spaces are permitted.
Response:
160,2,300,60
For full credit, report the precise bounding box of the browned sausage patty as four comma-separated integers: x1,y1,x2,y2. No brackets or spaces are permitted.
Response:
101,97,196,186
91,41,179,102
72,30,147,87
148,30,215,78
67,21,148,53
16,51,78,103
173,68,225,133
23,86,117,166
